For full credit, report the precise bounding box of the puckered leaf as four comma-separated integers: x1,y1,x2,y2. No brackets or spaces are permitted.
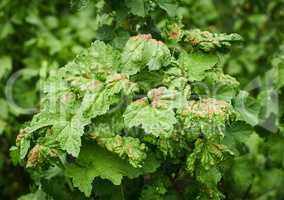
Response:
186,139,230,173
26,144,55,168
182,98,232,140
96,135,147,168
88,41,121,77
23,64,137,159
185,29,243,51
64,41,121,80
65,142,159,197
123,98,177,137
147,86,188,109
89,74,138,118
121,34,171,75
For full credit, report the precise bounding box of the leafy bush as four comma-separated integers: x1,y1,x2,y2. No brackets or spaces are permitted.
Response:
1,0,284,200
15,28,247,199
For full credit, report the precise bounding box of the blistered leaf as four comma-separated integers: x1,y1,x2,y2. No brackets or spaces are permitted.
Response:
96,135,148,168
87,41,121,77
89,74,138,118
124,98,177,137
186,139,231,173
121,34,171,75
147,87,188,109
182,98,232,139
185,29,242,51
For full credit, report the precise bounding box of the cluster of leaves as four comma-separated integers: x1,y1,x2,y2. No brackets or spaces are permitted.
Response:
13,18,252,199
0,0,102,198
182,1,284,199
1,0,284,199
185,0,284,85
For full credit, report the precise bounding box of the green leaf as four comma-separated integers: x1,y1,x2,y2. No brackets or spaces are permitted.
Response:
125,0,146,17
0,55,12,80
89,74,138,118
0,98,8,120
0,119,6,135
96,135,147,168
65,142,159,197
0,22,14,39
63,40,121,80
84,41,121,78
223,121,252,154
140,176,171,200
198,71,240,101
264,136,284,166
56,93,94,157
19,135,31,160
226,121,252,143
18,189,53,200
183,98,231,139
25,112,64,134
231,157,254,193
121,35,171,75
157,0,178,17
124,98,177,137
277,62,284,89
185,29,243,51
235,91,261,126
197,167,221,189
179,52,218,81
9,146,20,165
186,139,229,173
250,169,284,195
57,122,84,157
